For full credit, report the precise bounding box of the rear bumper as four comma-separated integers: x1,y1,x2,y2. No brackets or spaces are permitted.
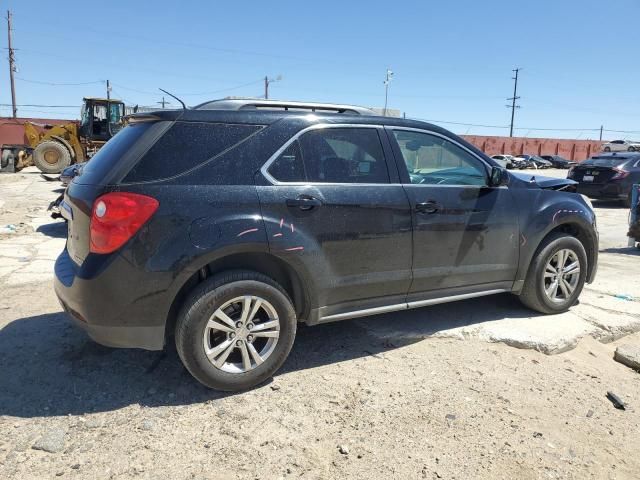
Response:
54,249,167,350
576,183,627,199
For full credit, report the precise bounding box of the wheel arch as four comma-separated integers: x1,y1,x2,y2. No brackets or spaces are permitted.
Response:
517,220,597,293
164,252,311,342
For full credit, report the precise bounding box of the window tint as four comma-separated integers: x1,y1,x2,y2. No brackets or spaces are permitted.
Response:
392,130,486,186
78,122,154,185
267,141,305,182
123,122,261,182
268,128,389,184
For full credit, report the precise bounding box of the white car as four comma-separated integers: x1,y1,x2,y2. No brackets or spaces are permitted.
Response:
490,154,517,169
602,140,640,152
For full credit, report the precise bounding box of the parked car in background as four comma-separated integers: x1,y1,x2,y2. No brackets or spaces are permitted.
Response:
490,154,517,169
540,155,573,169
568,152,640,206
515,155,552,169
602,139,640,152
54,98,598,391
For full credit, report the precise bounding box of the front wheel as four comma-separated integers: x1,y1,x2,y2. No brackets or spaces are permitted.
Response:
175,271,297,391
603,146,611,152
32,140,72,173
519,233,587,314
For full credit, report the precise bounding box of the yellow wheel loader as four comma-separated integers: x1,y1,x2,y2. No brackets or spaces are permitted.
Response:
14,97,125,174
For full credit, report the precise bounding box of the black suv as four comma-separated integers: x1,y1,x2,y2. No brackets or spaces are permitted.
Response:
54,99,598,391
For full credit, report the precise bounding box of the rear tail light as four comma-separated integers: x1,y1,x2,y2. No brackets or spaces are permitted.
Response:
90,192,159,254
611,167,629,180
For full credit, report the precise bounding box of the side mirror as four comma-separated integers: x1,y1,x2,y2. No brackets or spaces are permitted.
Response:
489,166,509,187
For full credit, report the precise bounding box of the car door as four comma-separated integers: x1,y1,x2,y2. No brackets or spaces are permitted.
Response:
386,127,520,301
256,125,413,319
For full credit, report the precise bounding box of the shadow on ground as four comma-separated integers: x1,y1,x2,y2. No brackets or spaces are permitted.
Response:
0,293,537,418
601,246,640,256
36,221,67,238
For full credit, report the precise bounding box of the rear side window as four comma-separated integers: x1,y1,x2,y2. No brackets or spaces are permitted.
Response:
267,127,389,184
123,122,261,183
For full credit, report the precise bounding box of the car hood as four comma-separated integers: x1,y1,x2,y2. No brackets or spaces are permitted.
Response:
510,172,577,191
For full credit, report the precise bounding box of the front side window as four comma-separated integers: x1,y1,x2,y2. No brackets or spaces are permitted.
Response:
392,130,486,186
268,127,389,184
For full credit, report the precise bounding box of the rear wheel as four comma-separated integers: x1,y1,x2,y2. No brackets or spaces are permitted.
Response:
603,147,611,152
33,140,72,173
175,271,297,391
519,233,587,314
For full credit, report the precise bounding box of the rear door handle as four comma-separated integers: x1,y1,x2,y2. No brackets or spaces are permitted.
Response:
415,201,439,214
285,195,322,210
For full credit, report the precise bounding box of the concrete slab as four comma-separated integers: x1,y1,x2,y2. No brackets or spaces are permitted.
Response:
614,344,640,370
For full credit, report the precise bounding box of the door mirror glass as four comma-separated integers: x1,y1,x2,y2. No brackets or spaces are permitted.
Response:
490,166,509,187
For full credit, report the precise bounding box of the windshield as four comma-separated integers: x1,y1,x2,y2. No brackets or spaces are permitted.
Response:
582,157,629,167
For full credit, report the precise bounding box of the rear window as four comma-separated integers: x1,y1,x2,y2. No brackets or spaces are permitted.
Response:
583,157,629,167
77,122,154,185
123,121,261,182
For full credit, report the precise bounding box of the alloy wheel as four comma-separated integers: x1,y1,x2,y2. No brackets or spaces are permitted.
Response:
202,295,280,373
542,249,581,304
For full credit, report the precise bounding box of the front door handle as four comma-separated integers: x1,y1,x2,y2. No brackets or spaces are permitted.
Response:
415,201,439,214
285,195,322,210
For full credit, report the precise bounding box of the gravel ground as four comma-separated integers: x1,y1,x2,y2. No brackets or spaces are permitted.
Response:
1,169,639,480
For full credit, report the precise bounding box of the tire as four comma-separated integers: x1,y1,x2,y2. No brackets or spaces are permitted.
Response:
33,140,72,174
175,270,297,391
603,147,611,152
518,233,587,314
628,146,635,152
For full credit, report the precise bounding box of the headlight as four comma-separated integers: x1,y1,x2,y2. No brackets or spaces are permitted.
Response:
580,194,594,211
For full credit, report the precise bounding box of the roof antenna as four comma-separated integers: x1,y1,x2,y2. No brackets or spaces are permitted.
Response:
159,88,186,110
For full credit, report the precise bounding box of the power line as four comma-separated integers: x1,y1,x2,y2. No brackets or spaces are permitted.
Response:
0,103,78,108
16,77,104,86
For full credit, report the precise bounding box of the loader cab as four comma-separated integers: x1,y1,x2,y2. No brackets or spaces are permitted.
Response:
79,97,125,142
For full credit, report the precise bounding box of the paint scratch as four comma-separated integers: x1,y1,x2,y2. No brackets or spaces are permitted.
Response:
273,233,283,238
279,218,284,229
237,228,259,237
284,246,304,252
290,223,295,233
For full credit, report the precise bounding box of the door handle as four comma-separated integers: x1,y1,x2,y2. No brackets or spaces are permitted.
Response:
415,201,439,214
285,195,322,210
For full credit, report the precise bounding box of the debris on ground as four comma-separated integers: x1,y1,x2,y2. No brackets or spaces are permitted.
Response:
614,344,640,371
614,294,634,302
338,445,349,455
31,428,66,453
606,391,627,410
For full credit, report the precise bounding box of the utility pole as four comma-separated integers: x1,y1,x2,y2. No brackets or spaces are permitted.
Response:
106,79,111,100
599,125,603,141
157,96,170,109
506,68,521,137
263,75,282,100
6,10,17,118
383,68,393,116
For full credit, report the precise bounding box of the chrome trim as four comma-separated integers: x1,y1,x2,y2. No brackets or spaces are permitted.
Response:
388,126,494,175
318,289,508,323
406,289,507,309
319,303,407,323
260,123,385,185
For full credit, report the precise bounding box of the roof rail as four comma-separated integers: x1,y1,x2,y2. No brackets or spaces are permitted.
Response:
192,98,377,115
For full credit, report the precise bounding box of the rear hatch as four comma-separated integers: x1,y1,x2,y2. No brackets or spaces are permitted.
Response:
63,121,169,265
571,157,630,184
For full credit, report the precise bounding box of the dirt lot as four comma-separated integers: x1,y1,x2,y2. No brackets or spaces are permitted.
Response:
1,169,639,480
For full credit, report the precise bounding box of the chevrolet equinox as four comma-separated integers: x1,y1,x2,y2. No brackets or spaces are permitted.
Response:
54,99,598,390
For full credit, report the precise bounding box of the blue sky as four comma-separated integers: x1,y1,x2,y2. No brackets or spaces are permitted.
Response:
2,0,639,139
